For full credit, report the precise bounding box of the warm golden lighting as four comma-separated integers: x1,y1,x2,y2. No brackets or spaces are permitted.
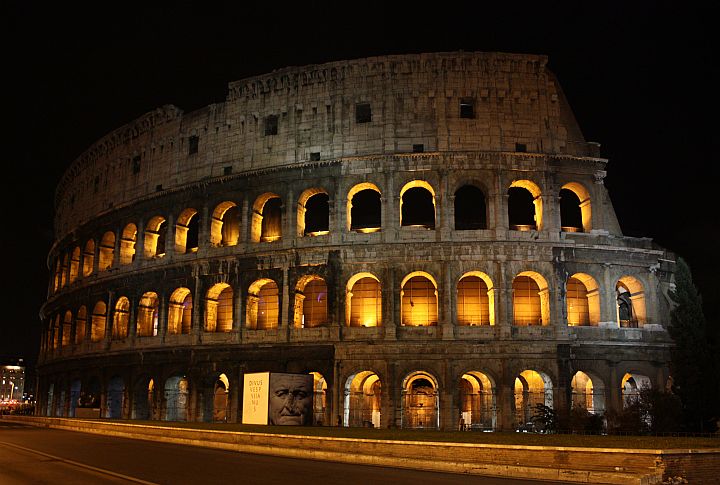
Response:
347,273,382,327
206,283,233,332
457,273,494,326
247,279,278,329
137,292,159,337
509,179,543,230
113,297,130,339
168,287,193,335
401,272,438,326
294,276,328,328
90,301,107,342
251,193,282,243
306,230,329,237
512,271,549,326
616,276,646,327
561,182,592,232
355,227,380,234
211,201,240,246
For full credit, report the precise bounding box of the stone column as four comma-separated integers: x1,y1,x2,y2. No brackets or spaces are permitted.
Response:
600,264,617,326
104,291,115,349
384,267,396,340
441,264,453,339
134,218,145,264
279,265,290,342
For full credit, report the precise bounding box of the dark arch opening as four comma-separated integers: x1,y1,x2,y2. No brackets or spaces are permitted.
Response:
186,214,199,252
156,220,167,255
402,188,434,228
304,193,329,234
351,189,381,231
560,188,583,231
454,185,487,230
508,187,536,229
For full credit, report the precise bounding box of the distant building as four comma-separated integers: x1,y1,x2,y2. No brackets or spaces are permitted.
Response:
1,359,25,402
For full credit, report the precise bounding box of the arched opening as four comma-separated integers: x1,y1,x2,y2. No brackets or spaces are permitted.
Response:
400,181,436,229
622,373,651,408
567,273,600,326
294,275,328,328
60,254,69,288
61,311,72,347
459,371,496,430
401,272,438,327
144,216,167,258
346,273,382,327
105,375,125,419
310,372,327,426
82,240,95,276
344,371,381,428
402,372,439,429
457,272,495,326
617,276,646,327
211,202,241,247
168,287,193,335
164,375,189,421
571,371,605,414
90,301,107,342
298,189,329,236
119,223,137,265
213,374,230,422
69,379,81,417
136,292,159,337
251,193,282,242
247,279,279,329
205,283,233,332
75,306,87,345
561,183,592,232
175,209,199,254
514,370,553,429
508,180,543,231
512,271,550,326
112,297,130,340
454,185,487,230
52,258,60,292
69,247,80,284
348,183,381,233
51,315,60,349
132,377,154,420
82,377,101,414
98,231,115,271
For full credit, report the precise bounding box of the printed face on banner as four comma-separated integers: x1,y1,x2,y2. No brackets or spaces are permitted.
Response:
268,373,313,426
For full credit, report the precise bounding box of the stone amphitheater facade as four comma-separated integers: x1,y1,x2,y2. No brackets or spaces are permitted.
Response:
39,51,675,430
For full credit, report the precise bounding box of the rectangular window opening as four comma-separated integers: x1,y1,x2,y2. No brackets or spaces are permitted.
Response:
132,155,141,174
188,136,199,155
412,144,424,153
310,152,321,161
264,115,278,136
460,98,475,119
515,143,527,153
356,103,372,123
223,166,233,175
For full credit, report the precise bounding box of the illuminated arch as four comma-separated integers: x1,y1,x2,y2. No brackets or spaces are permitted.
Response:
400,271,438,326
508,179,543,230
137,292,159,337
112,296,130,340
621,372,652,408
82,240,95,276
205,283,233,333
571,370,605,414
459,371,497,430
561,182,592,232
212,373,230,422
90,301,107,342
297,188,329,236
62,310,72,347
399,180,436,228
401,371,439,429
251,193,282,242
168,287,193,335
75,305,87,345
98,231,115,271
59,253,69,288
567,273,600,326
343,371,381,428
246,279,279,329
457,271,495,326
309,372,328,426
293,275,328,328
512,271,550,326
616,276,647,327
175,208,199,254
119,223,137,265
347,182,381,232
69,247,80,284
210,201,240,247
144,216,167,258
514,370,553,429
346,272,382,327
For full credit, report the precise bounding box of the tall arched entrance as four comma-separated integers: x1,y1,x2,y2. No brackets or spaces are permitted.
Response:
513,370,553,429
344,371,381,428
401,372,439,429
105,375,125,419
164,375,189,421
459,372,496,430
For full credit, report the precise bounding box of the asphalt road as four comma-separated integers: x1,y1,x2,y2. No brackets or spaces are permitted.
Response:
0,420,556,484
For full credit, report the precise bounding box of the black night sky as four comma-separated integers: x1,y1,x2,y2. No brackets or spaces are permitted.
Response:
4,2,718,366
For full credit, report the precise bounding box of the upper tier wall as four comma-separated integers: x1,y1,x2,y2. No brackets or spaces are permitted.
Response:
54,52,597,239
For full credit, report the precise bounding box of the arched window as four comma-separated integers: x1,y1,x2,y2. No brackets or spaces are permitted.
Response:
52,315,60,349
75,306,87,345
90,301,107,342
400,181,435,229
210,202,240,247
571,371,605,414
454,185,487,230
616,276,646,327
346,273,382,327
119,223,137,265
566,273,600,326
508,180,542,231
99,231,115,271
137,292,159,337
247,279,279,329
298,189,329,236
401,272,438,326
60,254,69,287
52,258,61,292
113,297,130,339
82,240,95,276
514,370,553,429
69,247,80,284
347,183,381,232
294,276,328,328
144,216,167,258
168,287,193,335
512,271,550,326
251,193,282,242
175,209,199,254
62,311,72,347
560,183,592,232
457,272,494,325
205,283,233,332
344,371,381,428
459,371,496,430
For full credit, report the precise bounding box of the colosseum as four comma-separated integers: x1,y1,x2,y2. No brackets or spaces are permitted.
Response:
38,51,676,430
